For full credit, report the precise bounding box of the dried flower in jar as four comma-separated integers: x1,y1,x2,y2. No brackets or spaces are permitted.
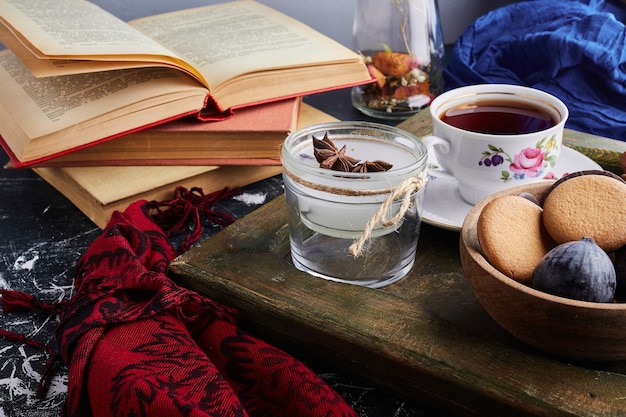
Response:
371,51,419,76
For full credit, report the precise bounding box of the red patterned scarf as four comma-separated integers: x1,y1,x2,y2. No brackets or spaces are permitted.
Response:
0,187,357,417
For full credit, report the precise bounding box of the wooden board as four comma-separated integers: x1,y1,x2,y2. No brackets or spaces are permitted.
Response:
168,111,626,417
169,196,626,417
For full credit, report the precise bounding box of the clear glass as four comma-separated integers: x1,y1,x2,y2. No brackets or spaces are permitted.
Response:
282,122,428,288
351,0,445,120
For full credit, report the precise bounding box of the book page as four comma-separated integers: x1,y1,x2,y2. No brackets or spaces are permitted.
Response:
0,0,206,81
0,50,207,145
0,0,175,57
130,1,361,88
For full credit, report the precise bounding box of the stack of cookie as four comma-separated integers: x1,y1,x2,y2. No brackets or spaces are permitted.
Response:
477,170,626,303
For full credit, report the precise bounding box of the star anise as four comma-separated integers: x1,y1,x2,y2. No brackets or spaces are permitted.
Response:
351,160,393,173
312,133,393,173
313,133,360,171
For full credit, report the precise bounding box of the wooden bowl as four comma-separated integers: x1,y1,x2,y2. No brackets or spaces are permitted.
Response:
460,181,626,361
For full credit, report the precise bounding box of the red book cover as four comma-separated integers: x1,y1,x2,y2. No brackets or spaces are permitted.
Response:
3,99,299,168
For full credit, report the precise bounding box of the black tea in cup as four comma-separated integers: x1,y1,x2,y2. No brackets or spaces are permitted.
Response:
440,100,557,135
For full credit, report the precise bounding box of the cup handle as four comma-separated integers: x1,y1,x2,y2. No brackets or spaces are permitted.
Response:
421,135,455,180
422,135,451,154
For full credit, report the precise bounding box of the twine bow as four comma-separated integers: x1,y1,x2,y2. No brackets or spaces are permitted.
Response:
349,172,427,257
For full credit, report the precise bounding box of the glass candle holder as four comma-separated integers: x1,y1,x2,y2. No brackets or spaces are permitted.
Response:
351,0,445,120
282,122,429,288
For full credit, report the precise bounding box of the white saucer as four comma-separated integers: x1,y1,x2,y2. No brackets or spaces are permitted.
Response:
422,147,602,231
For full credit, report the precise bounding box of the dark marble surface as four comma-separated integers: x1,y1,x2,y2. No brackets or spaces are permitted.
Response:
0,89,448,416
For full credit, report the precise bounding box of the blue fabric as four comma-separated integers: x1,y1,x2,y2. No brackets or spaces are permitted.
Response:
443,0,626,140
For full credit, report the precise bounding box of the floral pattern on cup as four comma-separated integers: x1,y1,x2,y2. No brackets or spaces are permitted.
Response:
478,135,559,182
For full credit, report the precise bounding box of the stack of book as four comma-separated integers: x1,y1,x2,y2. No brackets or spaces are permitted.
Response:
0,0,370,227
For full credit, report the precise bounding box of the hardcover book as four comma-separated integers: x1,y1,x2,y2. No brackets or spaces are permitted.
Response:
33,103,339,228
34,164,283,229
12,98,300,167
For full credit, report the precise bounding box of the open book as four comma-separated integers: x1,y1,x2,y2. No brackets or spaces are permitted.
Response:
0,0,371,167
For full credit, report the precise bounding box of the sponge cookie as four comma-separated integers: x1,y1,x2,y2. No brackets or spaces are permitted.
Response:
477,194,556,283
542,171,626,252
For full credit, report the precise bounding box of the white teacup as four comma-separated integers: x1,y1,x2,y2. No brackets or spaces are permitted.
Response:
423,84,568,205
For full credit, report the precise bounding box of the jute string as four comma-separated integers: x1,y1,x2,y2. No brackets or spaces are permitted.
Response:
284,170,404,196
349,171,427,257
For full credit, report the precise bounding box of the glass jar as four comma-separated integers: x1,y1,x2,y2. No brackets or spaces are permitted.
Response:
282,122,429,288
351,0,445,120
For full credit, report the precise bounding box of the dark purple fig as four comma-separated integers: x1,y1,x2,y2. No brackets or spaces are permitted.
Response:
531,237,616,303
517,192,540,206
614,245,626,301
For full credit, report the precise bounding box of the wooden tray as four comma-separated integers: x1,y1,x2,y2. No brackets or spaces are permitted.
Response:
168,113,626,417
